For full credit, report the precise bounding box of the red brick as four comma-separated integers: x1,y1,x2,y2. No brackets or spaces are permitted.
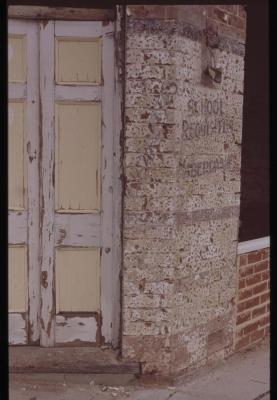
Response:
218,5,237,14
238,5,247,19
239,288,252,301
260,292,270,304
252,305,266,318
213,7,229,24
267,303,270,312
244,296,260,310
228,14,245,30
237,302,245,313
245,273,261,287
261,248,270,260
239,266,253,278
239,255,248,267
265,326,270,336
260,315,270,327
236,312,251,326
248,251,262,264
261,271,269,281
250,329,265,343
254,260,268,273
267,280,270,290
239,279,245,289
242,321,260,335
253,282,267,295
235,334,250,350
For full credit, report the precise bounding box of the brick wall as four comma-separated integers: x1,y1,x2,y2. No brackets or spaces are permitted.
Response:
122,4,247,377
235,248,270,350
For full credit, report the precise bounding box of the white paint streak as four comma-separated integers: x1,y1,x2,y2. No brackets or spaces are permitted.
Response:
101,21,115,344
55,315,97,344
39,20,55,346
8,211,27,244
9,313,27,345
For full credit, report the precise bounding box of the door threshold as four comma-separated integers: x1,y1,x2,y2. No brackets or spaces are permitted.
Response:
9,346,141,375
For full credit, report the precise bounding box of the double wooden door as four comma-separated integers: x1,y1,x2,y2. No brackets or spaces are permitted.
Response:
8,18,118,347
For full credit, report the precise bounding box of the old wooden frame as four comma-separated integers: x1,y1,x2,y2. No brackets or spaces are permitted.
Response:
8,19,40,345
39,19,122,347
8,7,123,350
8,6,115,21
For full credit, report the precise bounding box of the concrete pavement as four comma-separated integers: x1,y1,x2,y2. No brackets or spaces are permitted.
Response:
9,339,269,400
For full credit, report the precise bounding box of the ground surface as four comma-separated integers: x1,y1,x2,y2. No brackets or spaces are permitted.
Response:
9,339,270,400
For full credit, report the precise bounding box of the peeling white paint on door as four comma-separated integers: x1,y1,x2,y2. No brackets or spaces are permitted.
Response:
8,16,121,348
55,315,98,344
9,313,28,345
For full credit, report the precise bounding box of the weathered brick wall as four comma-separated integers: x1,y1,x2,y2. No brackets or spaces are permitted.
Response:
235,248,270,350
122,5,247,377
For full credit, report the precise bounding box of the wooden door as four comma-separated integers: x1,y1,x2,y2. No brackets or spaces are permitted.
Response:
9,18,119,347
8,20,40,345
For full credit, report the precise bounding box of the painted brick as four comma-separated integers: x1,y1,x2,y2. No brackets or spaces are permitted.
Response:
123,5,247,377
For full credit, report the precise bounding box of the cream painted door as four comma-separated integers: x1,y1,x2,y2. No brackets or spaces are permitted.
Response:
40,20,115,347
8,20,40,345
9,18,118,347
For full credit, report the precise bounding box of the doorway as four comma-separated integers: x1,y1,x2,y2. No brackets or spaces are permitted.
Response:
8,17,121,347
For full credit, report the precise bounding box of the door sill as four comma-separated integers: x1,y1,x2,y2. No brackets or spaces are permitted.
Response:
9,346,141,375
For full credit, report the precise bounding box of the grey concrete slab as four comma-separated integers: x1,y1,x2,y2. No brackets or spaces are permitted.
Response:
9,340,270,400
127,389,172,400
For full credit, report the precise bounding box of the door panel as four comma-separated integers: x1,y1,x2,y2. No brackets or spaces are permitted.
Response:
55,102,101,211
55,247,100,313
8,101,26,210
39,20,115,346
8,35,26,82
8,246,28,312
55,37,101,84
8,20,40,345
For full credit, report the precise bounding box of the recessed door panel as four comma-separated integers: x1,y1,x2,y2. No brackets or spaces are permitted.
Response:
8,35,26,82
8,101,26,210
8,246,28,312
55,247,100,313
55,37,101,84
55,102,101,212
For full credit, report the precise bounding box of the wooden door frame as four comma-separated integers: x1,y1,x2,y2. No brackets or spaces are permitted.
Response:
8,19,40,345
8,6,124,349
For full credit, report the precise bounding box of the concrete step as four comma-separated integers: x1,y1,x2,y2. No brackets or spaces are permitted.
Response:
9,346,141,375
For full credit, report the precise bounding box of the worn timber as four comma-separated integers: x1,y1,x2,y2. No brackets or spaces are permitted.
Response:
9,346,141,375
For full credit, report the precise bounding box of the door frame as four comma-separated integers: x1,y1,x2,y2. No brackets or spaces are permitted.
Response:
8,5,124,349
